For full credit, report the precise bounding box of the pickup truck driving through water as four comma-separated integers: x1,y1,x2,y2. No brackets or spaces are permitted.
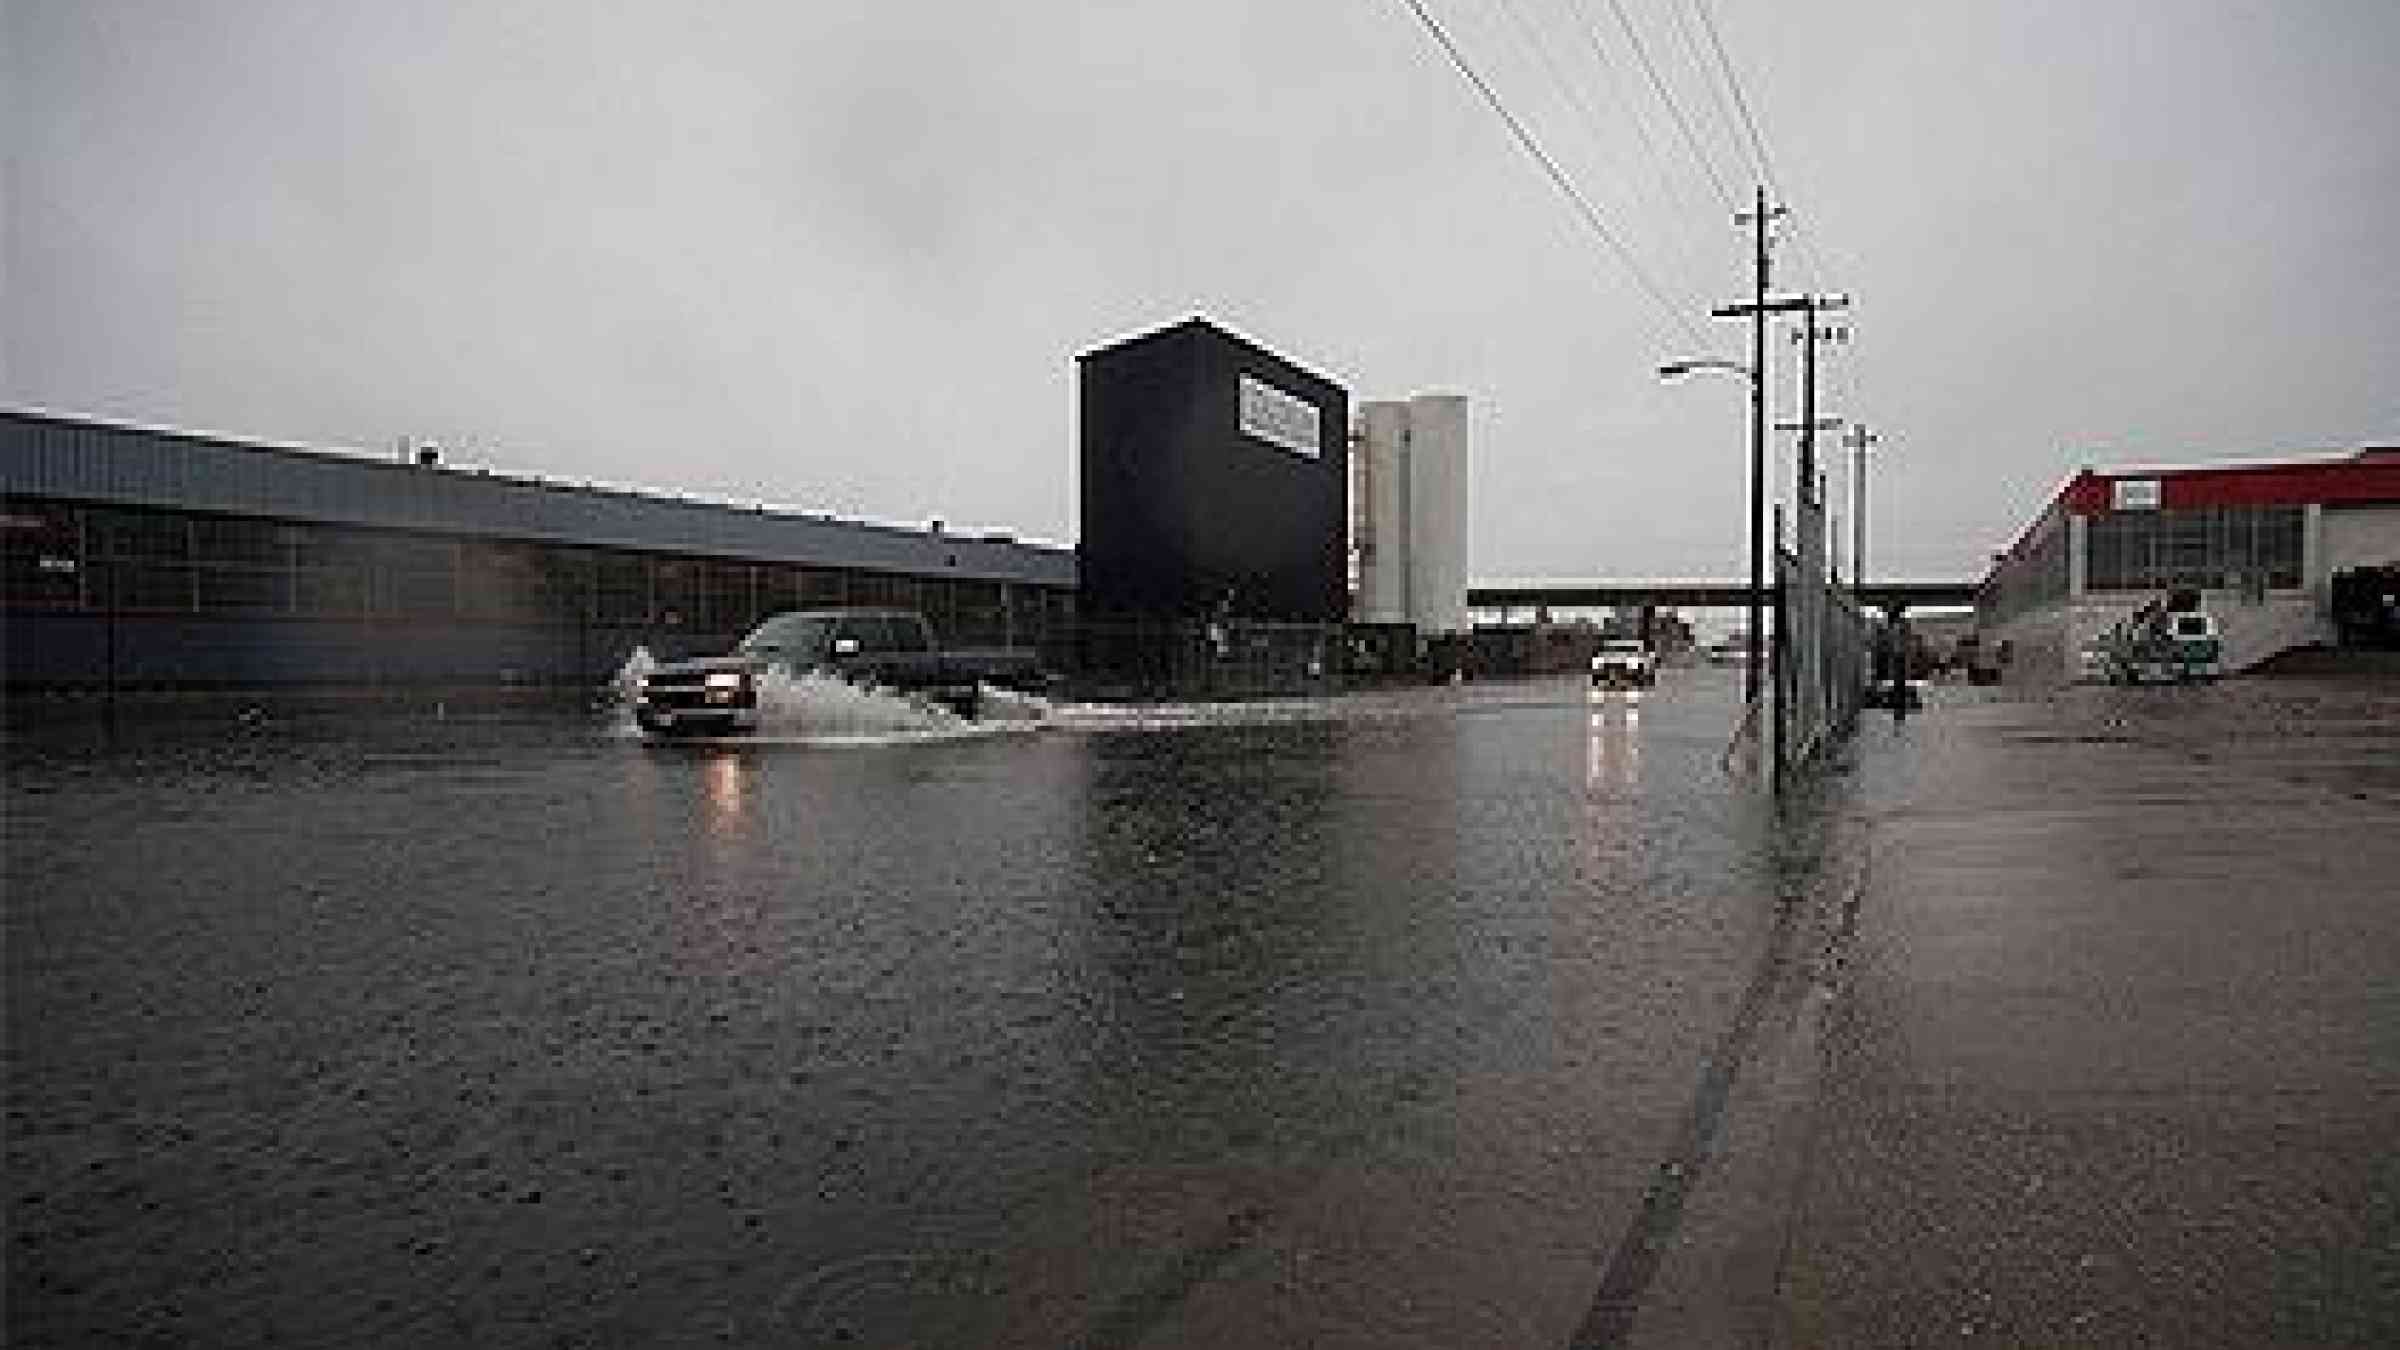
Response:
633,608,1042,736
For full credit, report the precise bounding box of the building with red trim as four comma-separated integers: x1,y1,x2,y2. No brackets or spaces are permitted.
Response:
1976,446,2400,681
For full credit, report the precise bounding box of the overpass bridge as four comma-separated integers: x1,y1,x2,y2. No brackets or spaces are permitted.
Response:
1466,579,1978,615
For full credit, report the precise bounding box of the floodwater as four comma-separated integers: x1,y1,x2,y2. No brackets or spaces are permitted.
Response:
5,667,1843,1347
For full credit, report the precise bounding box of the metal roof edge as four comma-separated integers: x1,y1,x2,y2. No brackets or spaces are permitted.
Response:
3,405,1073,561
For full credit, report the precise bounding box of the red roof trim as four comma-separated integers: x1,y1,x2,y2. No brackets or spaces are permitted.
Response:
2065,453,2400,515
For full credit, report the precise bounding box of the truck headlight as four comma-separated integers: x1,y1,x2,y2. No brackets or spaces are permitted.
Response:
704,671,748,691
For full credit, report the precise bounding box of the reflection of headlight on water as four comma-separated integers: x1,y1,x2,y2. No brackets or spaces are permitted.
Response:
703,754,749,835
1587,708,1641,788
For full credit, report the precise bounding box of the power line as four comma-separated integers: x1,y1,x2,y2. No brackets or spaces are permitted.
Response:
1686,0,1780,198
1396,0,1709,348
1555,0,1732,292
1679,0,1842,294
1682,0,1851,374
1663,0,1759,189
1599,0,1735,213
1490,0,1716,304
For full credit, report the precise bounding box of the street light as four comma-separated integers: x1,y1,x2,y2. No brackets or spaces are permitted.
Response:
1658,360,1756,383
1659,358,1765,706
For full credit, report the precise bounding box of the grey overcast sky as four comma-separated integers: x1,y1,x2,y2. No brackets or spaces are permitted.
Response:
6,0,2396,583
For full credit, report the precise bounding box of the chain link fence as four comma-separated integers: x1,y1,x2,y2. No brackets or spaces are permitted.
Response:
1045,616,1344,701
1772,493,1869,780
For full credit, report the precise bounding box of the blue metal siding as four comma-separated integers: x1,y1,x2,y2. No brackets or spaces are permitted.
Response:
2,409,1075,587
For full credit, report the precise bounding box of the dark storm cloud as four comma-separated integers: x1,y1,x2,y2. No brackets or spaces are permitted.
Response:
6,0,2396,580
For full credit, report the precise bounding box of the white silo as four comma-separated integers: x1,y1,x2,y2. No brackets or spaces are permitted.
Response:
1405,394,1470,637
1349,395,1471,636
1357,401,1412,626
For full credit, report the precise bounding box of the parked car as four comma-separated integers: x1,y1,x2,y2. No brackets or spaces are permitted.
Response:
634,609,1042,736
1589,638,1657,688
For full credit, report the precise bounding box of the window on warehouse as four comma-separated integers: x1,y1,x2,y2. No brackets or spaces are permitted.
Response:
0,500,87,611
373,533,459,618
593,551,651,624
694,561,756,634
87,507,197,612
2086,504,2306,593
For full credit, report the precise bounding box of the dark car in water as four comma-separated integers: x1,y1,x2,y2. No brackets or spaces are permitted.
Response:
633,609,1041,736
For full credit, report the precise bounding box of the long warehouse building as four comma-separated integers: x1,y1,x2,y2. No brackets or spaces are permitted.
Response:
0,408,1077,690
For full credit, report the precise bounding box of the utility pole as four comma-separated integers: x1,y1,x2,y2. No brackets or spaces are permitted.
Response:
1792,299,1850,515
1845,423,1879,611
1722,187,1783,708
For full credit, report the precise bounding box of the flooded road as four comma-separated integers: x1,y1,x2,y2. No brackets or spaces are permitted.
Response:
6,668,1836,1347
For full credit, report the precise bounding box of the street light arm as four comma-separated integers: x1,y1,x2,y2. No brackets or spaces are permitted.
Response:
1658,358,1757,385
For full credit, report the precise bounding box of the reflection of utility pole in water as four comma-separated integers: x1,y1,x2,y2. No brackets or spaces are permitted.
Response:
1771,503,1786,796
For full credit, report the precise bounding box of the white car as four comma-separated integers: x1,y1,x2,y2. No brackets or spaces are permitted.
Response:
1590,639,1657,688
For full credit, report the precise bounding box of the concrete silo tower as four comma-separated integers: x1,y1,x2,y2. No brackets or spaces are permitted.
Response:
1354,394,1470,637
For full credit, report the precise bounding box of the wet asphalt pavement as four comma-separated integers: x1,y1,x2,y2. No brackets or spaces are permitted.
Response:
12,668,2396,1347
1631,672,2400,1348
7,668,1839,1347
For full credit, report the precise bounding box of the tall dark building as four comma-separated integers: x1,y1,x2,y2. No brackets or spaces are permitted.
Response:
1077,318,1350,623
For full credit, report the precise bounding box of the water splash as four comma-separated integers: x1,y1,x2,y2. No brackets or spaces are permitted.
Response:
602,647,660,737
973,684,1051,725
613,654,1051,746
610,646,658,701
605,648,1446,745
750,668,972,741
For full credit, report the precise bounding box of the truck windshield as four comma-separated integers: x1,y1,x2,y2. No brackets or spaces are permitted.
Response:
737,615,835,662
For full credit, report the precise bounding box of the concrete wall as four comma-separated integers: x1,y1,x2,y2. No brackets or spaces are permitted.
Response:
2322,503,2400,574
2212,593,2339,671
1990,589,2332,686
